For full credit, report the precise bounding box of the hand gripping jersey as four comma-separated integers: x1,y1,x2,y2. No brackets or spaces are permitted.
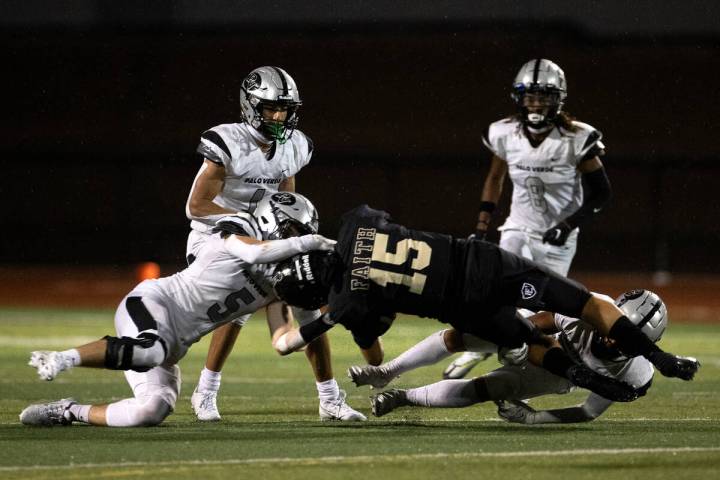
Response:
555,313,653,392
483,118,605,233
133,214,276,363
191,122,313,232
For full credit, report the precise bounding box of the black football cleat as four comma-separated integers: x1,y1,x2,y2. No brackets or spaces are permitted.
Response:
567,364,638,402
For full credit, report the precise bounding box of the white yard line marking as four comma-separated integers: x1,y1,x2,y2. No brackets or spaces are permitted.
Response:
0,336,97,347
1,446,719,472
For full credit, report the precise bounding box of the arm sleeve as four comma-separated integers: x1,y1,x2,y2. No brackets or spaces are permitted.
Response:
529,393,614,424
563,166,612,229
224,234,327,264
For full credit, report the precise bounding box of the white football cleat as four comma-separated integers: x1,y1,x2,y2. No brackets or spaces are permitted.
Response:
370,389,408,417
29,351,74,381
442,351,492,379
347,364,397,389
319,390,367,422
191,387,221,422
20,398,75,426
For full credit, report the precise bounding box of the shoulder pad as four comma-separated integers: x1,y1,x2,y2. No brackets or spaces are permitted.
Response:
196,124,235,166
484,118,518,158
571,122,605,159
212,212,261,239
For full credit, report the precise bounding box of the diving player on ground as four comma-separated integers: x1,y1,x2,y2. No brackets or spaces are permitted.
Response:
270,205,699,402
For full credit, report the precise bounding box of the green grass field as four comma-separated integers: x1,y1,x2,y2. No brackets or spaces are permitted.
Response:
1,308,718,479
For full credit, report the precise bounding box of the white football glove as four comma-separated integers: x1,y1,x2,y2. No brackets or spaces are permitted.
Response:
297,234,337,252
496,400,536,424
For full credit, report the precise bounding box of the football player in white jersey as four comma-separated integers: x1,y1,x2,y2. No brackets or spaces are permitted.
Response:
444,58,613,379
20,193,365,426
185,66,358,421
353,290,667,423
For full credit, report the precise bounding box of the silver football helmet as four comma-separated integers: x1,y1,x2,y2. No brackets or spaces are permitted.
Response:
615,289,668,343
511,59,567,128
252,192,319,240
240,66,302,144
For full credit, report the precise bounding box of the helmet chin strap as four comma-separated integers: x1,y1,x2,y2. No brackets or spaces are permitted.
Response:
247,121,274,145
526,122,554,134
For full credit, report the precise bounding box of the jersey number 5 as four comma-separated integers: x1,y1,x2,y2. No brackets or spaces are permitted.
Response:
207,287,255,323
368,233,431,294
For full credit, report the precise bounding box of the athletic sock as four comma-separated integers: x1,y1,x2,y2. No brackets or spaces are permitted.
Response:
316,378,340,403
197,367,222,392
383,330,452,378
608,316,661,358
541,347,576,379
406,379,480,408
67,403,91,423
60,349,81,367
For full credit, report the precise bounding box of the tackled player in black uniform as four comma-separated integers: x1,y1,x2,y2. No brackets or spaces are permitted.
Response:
272,205,699,402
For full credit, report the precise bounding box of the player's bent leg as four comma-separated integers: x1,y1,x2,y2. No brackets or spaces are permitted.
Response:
117,364,180,426
442,332,497,379
104,396,173,427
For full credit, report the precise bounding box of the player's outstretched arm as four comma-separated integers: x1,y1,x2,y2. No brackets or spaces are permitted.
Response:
272,313,335,355
497,393,613,424
224,234,335,264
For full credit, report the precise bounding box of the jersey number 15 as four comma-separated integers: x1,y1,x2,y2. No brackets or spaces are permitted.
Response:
369,233,431,294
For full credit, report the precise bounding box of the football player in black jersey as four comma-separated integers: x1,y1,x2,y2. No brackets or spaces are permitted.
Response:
270,205,699,402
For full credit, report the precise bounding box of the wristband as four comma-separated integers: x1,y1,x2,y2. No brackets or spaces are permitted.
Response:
478,201,497,214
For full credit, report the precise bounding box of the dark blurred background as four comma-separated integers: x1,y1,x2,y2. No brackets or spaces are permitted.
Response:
3,0,719,274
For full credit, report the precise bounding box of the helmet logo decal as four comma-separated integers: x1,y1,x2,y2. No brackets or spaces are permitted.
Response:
300,254,315,281
244,72,261,91
271,192,296,205
521,282,537,300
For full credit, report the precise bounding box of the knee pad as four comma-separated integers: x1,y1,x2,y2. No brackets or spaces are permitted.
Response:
104,333,167,372
134,396,172,426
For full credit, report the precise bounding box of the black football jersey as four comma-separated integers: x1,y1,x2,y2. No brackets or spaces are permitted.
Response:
328,205,459,346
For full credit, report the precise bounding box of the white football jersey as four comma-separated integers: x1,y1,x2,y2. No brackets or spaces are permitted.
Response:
554,314,654,389
134,214,276,356
191,122,313,232
483,118,604,233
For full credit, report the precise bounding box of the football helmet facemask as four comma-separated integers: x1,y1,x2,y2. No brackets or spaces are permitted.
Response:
240,66,301,144
272,251,339,310
252,192,319,241
511,59,567,130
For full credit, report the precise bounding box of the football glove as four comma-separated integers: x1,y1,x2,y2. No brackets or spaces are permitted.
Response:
542,221,572,246
496,400,536,424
